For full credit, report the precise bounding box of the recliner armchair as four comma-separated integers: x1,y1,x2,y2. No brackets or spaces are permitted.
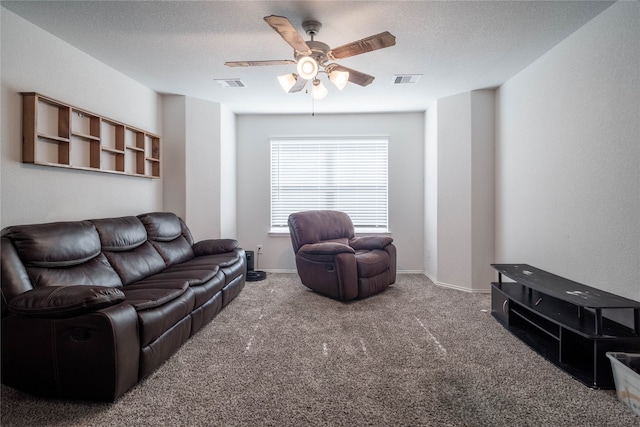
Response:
287,210,396,301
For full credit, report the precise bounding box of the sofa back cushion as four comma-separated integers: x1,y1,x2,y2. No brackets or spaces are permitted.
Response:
7,221,100,267
91,216,166,285
287,210,355,253
138,212,194,266
92,216,147,251
1,221,123,290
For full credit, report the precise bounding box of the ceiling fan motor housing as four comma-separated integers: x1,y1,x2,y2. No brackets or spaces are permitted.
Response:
302,20,322,37
296,20,332,68
295,40,331,66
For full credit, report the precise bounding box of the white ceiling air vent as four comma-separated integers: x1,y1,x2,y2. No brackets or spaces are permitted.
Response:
215,79,246,88
392,74,422,84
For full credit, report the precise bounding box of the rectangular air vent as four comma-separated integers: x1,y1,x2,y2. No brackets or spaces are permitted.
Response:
392,74,422,84
215,79,246,88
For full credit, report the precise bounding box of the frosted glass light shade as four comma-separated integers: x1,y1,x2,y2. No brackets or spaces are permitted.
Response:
311,79,328,100
297,57,319,80
329,70,349,90
278,73,297,92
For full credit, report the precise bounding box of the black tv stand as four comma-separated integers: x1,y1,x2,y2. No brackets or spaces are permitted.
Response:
491,264,640,389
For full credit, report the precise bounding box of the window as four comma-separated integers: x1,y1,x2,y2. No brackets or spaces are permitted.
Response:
270,137,388,231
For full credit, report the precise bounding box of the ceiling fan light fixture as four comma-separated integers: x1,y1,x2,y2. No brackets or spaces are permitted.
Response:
226,16,396,98
311,79,328,100
278,73,298,92
297,56,318,80
329,70,349,91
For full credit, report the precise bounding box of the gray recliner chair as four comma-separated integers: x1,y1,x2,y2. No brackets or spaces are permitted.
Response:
287,210,396,301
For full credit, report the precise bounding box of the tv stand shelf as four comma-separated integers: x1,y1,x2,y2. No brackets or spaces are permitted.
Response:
491,264,640,389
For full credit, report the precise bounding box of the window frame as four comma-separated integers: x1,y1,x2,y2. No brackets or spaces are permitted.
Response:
270,136,389,233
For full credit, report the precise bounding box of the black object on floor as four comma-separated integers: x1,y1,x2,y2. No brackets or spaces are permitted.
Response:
247,270,267,282
491,263,640,389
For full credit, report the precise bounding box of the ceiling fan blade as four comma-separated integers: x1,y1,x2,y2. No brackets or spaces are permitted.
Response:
225,60,296,67
329,31,396,60
288,77,308,93
264,15,312,55
329,64,375,87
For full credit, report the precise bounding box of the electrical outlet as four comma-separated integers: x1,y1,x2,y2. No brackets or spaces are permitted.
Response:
257,245,263,254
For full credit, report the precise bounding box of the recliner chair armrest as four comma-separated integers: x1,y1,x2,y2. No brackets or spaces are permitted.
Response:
298,241,356,255
349,236,394,250
193,239,239,256
8,285,125,319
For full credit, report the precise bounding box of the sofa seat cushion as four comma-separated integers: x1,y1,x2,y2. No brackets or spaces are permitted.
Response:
354,249,390,278
187,270,225,308
135,264,225,308
165,252,244,284
299,241,355,255
201,252,245,284
350,236,394,251
122,283,195,347
297,241,355,263
122,282,189,311
197,252,241,269
157,262,220,284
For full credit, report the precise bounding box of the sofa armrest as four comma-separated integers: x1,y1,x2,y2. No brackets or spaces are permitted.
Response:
2,303,139,401
299,241,356,256
8,285,124,319
349,236,394,250
192,239,239,256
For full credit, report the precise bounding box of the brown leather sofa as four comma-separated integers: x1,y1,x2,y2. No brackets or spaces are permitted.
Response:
288,210,396,301
1,212,246,401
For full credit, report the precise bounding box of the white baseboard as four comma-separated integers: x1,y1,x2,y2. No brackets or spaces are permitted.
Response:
255,270,488,293
260,269,426,275
259,269,298,274
423,272,490,294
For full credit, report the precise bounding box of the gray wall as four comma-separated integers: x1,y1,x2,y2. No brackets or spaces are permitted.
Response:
424,90,495,292
495,2,640,302
1,9,163,227
236,112,425,272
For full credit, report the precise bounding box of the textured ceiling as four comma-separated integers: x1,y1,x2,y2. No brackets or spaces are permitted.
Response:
2,1,614,114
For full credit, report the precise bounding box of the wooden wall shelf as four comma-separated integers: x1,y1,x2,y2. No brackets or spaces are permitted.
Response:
22,92,161,179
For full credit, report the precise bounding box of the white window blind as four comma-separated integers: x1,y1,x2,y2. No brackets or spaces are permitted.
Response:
271,137,388,230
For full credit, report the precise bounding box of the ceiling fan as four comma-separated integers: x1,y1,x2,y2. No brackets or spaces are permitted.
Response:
225,15,396,99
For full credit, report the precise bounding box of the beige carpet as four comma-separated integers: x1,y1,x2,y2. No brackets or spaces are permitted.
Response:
1,273,637,426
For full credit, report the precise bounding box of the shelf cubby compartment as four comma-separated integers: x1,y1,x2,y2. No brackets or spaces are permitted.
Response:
23,93,71,166
145,135,161,178
100,121,126,173
71,108,101,169
22,92,161,179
